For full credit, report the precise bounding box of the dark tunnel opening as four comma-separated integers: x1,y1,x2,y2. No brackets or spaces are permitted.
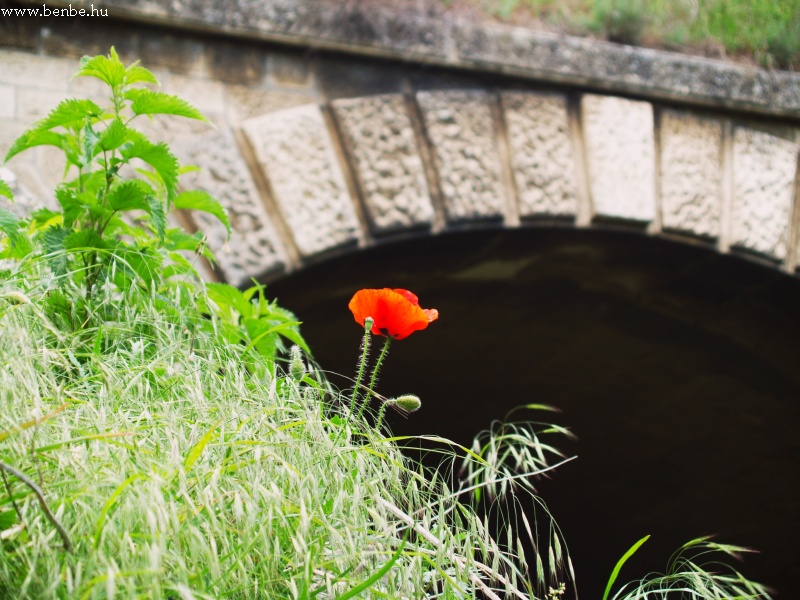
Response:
268,227,800,596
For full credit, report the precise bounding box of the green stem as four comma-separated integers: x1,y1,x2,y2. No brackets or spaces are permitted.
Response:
0,460,72,552
375,400,391,431
358,336,390,420
349,318,373,417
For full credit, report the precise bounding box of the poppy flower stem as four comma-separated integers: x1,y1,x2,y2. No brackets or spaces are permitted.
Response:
358,336,391,420
349,317,373,417
375,400,390,431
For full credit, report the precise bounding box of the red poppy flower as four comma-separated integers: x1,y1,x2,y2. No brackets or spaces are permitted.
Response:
349,288,438,340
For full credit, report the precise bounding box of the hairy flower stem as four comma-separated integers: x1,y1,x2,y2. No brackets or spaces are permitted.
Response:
375,401,391,431
358,336,391,420
349,318,373,417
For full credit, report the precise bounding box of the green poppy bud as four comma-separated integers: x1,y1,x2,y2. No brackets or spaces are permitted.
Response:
289,345,305,381
390,394,421,413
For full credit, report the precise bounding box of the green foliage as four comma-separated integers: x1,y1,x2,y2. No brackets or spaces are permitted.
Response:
604,535,650,600
0,274,556,599
475,0,800,69
591,0,649,44
1,47,309,370
1,47,218,304
197,280,308,366
609,537,773,599
0,179,13,200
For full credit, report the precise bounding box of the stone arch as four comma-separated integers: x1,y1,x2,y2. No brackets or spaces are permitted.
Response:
174,89,800,287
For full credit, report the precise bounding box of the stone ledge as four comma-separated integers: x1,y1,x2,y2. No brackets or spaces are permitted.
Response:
16,0,800,119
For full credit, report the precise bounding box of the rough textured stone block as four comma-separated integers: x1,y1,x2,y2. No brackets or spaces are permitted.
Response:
0,167,54,216
0,119,25,159
268,50,311,86
16,88,70,122
163,74,226,117
582,95,656,222
417,90,505,222
659,110,723,238
0,50,73,90
0,116,57,203
0,86,15,120
224,86,313,122
138,34,206,76
243,104,360,257
731,127,798,260
333,95,433,233
174,129,288,286
501,91,577,218
206,41,266,86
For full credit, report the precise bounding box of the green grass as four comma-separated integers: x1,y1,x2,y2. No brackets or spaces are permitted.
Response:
0,259,572,598
463,0,800,69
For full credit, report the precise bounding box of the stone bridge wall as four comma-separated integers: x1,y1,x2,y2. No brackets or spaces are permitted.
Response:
1,0,799,286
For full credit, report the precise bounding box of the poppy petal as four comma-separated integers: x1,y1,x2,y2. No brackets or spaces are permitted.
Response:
348,288,438,340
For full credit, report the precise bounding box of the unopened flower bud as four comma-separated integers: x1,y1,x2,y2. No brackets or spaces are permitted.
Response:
289,345,305,381
390,394,421,413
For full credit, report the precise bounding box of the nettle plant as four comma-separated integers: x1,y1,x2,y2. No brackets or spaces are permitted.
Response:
0,48,305,368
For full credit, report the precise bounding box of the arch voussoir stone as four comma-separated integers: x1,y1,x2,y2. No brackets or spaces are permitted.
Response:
331,94,434,234
501,91,578,220
242,104,362,260
229,88,799,283
416,90,508,224
172,129,289,287
658,109,724,240
581,94,657,224
730,127,799,261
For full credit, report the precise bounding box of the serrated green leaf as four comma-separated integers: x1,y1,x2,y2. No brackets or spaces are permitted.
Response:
55,186,84,228
77,48,126,88
2,233,33,260
36,98,103,131
242,318,280,360
148,196,166,242
41,226,69,277
124,63,159,86
107,180,153,213
162,254,200,280
165,229,204,252
121,133,179,201
277,325,310,354
0,509,18,530
173,190,230,236
113,247,162,289
29,208,62,230
97,118,128,153
0,179,12,200
82,121,100,167
206,282,250,318
4,129,66,162
63,229,107,251
0,208,20,245
125,89,208,122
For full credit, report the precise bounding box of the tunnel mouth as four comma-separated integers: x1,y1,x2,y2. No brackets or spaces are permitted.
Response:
268,227,800,596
